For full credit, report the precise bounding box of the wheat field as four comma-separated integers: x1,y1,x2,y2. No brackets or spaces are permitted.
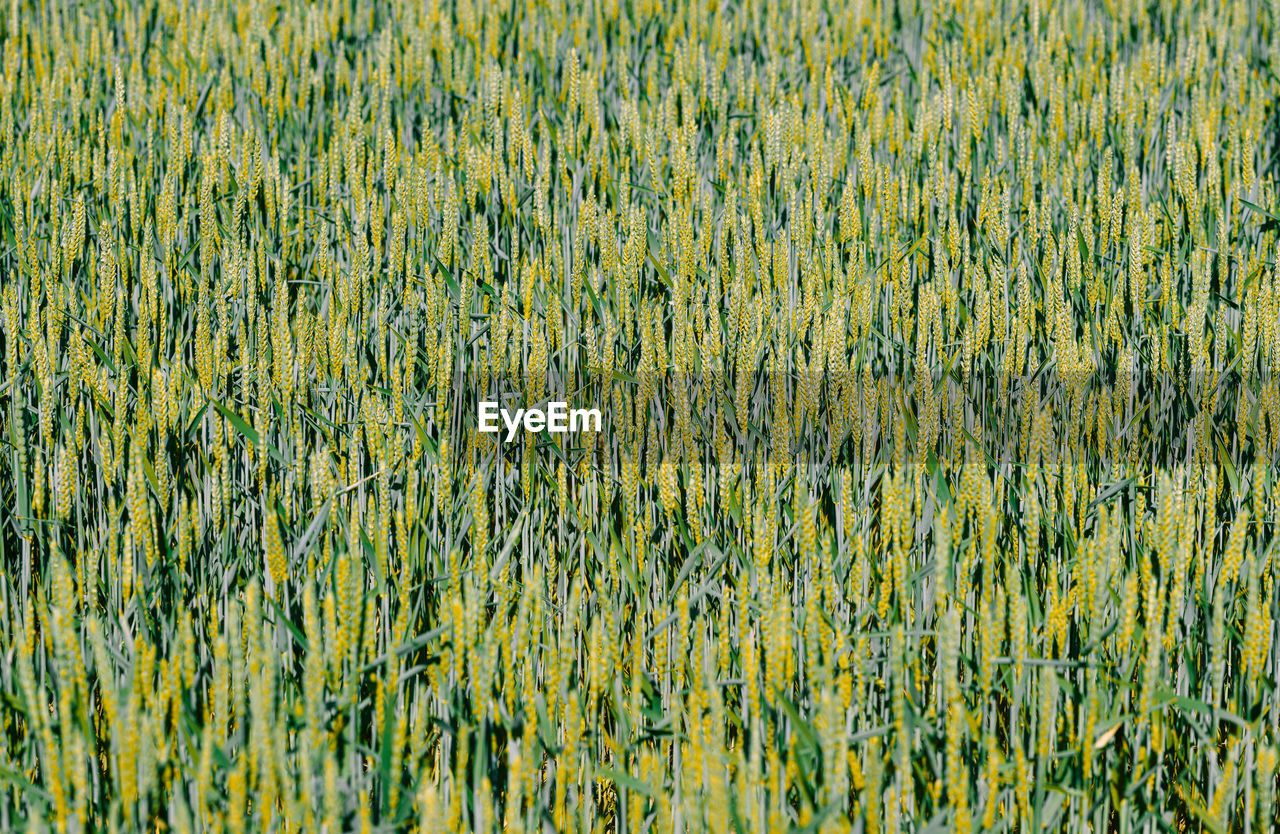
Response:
1,0,1278,831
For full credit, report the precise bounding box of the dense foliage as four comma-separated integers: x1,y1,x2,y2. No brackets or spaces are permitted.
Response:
1,0,1279,831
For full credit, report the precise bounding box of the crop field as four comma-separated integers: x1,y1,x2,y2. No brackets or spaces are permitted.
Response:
2,0,1280,831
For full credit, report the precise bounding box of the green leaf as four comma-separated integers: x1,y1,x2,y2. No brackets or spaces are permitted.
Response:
211,400,287,464
596,766,655,798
